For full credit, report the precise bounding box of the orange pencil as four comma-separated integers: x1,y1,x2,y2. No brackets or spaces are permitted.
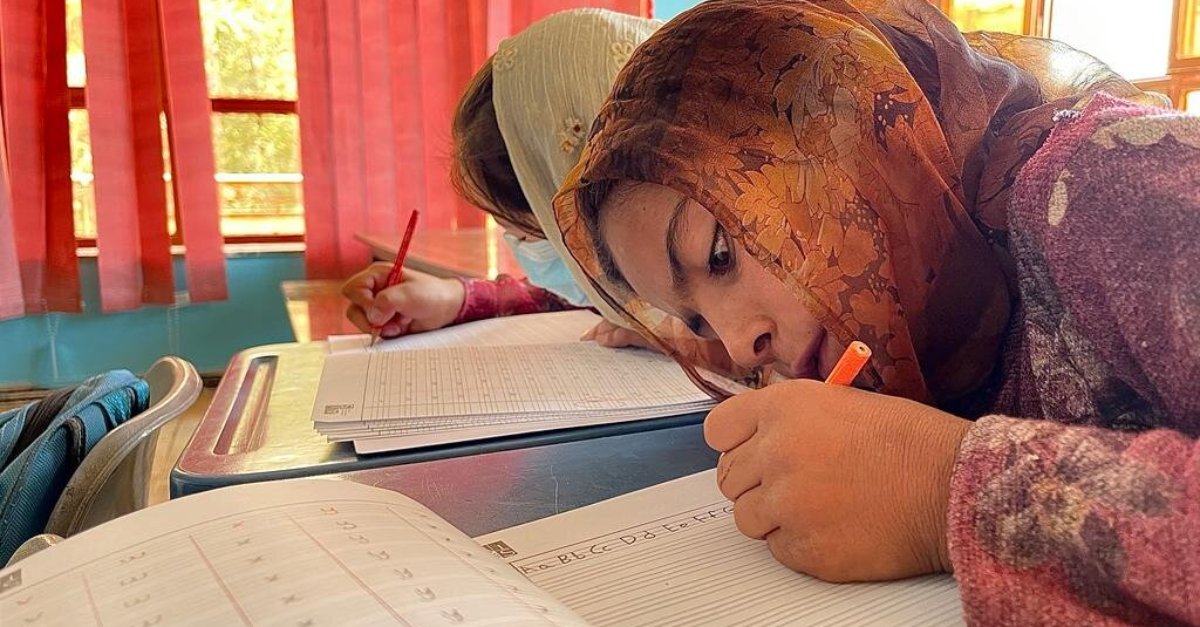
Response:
824,341,871,386
370,209,420,347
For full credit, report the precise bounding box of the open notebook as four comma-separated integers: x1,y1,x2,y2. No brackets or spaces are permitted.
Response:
311,311,718,454
0,472,964,626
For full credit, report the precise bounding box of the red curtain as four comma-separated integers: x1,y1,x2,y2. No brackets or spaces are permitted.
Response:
0,102,23,320
294,0,651,280
157,0,226,303
0,0,226,319
0,0,79,316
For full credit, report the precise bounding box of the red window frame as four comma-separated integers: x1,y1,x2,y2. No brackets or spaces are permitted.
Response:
68,86,303,247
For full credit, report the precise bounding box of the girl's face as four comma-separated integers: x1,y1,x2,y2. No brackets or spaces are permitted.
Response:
599,182,847,381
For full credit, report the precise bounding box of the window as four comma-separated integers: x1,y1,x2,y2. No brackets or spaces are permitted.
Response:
1048,0,1174,81
946,0,1025,35
937,0,1200,109
67,0,302,245
1184,0,1200,58
665,2,1197,106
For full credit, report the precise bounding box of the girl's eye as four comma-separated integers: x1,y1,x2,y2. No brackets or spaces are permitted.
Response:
708,224,734,275
685,314,714,339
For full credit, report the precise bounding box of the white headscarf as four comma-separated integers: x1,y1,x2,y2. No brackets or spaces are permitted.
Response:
492,9,661,323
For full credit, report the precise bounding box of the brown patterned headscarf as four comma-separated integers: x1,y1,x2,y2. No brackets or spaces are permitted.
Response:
554,0,1156,404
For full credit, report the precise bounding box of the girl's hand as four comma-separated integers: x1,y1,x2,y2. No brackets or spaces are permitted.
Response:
582,320,658,350
705,380,970,582
342,264,466,338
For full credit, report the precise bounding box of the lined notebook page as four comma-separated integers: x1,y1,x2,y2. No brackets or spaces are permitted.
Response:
477,471,965,627
327,310,602,354
311,310,717,454
315,342,711,425
0,480,588,627
347,408,701,455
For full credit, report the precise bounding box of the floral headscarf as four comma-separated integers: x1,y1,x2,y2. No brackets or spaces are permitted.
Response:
553,0,1156,403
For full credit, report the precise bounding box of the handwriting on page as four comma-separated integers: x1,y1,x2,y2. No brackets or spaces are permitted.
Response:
359,343,708,423
496,503,963,627
507,504,735,574
0,500,587,627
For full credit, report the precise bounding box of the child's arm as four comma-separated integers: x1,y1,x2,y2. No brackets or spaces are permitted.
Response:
948,418,1198,627
452,274,577,324
948,95,1200,627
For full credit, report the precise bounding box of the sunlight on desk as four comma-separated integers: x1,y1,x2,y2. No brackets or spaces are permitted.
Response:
356,223,523,279
281,279,359,342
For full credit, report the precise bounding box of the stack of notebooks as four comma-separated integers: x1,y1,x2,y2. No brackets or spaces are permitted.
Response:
310,311,719,454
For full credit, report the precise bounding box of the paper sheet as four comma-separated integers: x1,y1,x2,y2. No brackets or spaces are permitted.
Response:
311,310,715,454
0,479,588,627
477,471,965,627
347,407,697,455
314,342,711,425
312,310,719,453
327,310,603,354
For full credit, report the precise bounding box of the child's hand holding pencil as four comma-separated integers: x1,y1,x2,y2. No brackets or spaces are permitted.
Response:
703,339,972,584
340,210,469,340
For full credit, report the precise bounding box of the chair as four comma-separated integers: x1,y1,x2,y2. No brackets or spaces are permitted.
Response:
42,356,202,538
7,533,61,565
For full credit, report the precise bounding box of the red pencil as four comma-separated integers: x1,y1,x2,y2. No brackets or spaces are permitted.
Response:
371,209,420,346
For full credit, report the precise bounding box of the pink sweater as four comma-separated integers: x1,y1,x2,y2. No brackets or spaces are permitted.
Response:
948,95,1200,626
451,274,577,325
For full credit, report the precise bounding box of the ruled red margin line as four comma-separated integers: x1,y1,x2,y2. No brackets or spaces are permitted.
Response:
81,572,105,627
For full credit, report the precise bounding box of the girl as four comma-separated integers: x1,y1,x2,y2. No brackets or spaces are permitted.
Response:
342,9,657,349
553,0,1198,624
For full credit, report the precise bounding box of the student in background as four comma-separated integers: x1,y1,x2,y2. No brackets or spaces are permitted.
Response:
553,0,1198,624
342,9,658,347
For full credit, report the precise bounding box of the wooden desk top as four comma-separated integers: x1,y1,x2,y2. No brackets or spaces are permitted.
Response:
356,227,522,279
280,279,359,342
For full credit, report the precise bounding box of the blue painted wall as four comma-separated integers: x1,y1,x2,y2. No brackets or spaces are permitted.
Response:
654,0,702,19
0,252,303,388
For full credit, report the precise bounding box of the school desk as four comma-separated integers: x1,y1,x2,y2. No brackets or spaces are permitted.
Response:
170,340,711,498
356,227,522,278
280,279,360,341
335,421,719,536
